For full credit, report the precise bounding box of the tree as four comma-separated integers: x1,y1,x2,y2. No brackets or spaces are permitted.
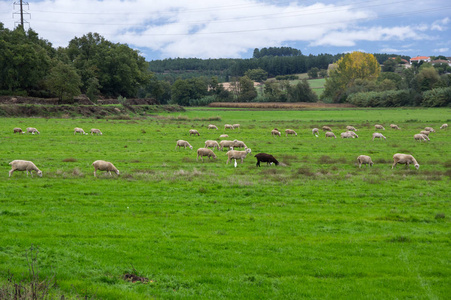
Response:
307,67,319,79
322,51,380,102
45,61,81,102
287,79,318,102
244,68,268,82
415,67,441,91
237,76,257,102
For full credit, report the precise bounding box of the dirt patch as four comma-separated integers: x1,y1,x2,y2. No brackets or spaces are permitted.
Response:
123,273,149,283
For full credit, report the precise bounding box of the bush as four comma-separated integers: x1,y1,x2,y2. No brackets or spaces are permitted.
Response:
421,87,451,107
347,89,416,107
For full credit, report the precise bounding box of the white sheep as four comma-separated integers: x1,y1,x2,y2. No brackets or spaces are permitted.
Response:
208,124,218,130
325,132,336,139
392,153,419,170
9,160,42,177
390,124,400,130
285,129,297,136
346,125,358,132
219,140,237,151
271,129,281,137
226,148,252,164
196,148,217,161
440,123,448,130
312,128,319,137
232,124,240,129
26,127,40,134
372,132,386,141
424,127,435,133
92,160,120,177
189,129,200,136
220,134,229,138
374,124,385,130
74,127,88,135
420,130,430,136
356,155,373,168
340,132,354,139
224,124,234,130
414,134,429,142
347,131,359,138
91,128,103,135
13,127,24,134
233,140,247,149
205,140,220,151
175,140,193,150
322,126,332,132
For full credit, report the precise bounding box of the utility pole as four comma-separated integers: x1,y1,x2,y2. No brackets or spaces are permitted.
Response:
13,0,30,29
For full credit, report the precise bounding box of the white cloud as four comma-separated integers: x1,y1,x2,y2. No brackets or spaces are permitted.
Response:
433,47,449,53
431,17,450,31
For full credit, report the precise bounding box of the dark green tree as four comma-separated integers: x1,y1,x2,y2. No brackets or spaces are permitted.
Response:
287,79,318,102
244,68,268,82
307,67,319,79
237,76,257,102
45,61,82,102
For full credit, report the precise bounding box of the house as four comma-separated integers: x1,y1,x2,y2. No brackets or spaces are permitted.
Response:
430,59,451,67
410,56,431,64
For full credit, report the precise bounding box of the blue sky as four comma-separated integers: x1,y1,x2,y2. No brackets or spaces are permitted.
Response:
1,0,450,61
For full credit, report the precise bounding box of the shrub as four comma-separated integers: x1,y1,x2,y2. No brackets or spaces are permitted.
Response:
347,89,415,107
421,87,451,107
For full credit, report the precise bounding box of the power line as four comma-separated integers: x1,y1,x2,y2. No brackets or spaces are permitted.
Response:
13,0,30,29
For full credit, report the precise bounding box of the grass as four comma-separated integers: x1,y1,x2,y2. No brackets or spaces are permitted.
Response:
0,108,450,299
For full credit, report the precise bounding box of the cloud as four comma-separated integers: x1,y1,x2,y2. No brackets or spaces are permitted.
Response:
433,47,449,53
431,17,450,31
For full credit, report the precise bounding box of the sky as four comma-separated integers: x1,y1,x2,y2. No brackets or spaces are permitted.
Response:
1,0,451,61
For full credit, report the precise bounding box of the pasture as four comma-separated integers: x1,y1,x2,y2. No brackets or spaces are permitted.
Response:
0,107,450,299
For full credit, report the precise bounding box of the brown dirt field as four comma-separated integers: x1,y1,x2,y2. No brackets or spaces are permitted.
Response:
208,102,355,109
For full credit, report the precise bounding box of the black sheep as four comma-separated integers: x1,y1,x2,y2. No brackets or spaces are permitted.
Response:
255,153,279,167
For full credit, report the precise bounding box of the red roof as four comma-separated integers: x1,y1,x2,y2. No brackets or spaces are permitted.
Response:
410,56,430,61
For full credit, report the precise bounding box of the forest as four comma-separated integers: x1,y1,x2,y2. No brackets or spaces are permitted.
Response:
1,24,450,107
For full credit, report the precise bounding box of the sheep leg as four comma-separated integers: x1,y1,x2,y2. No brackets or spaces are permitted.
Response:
392,162,397,169
108,171,112,176
9,169,15,177
94,169,97,177
256,161,260,167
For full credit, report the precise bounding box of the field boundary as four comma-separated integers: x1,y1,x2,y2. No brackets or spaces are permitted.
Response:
208,102,355,109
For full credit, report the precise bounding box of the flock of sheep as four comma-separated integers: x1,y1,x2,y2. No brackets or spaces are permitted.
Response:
7,122,449,178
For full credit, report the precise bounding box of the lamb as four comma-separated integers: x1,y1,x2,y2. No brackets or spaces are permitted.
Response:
189,129,200,136
414,134,429,142
390,124,400,130
392,153,419,170
424,127,435,133
74,127,88,135
92,160,120,177
205,140,220,151
175,140,193,150
196,148,217,161
420,130,430,136
91,128,103,135
9,160,42,177
255,153,279,167
220,134,228,138
325,132,336,139
374,124,385,130
271,129,281,137
346,125,358,132
219,140,237,151
372,132,386,141
322,126,332,132
13,127,24,134
226,148,252,164
285,129,297,136
312,128,319,137
232,124,240,129
208,124,218,130
224,124,234,130
440,123,448,130
26,127,40,134
356,155,373,168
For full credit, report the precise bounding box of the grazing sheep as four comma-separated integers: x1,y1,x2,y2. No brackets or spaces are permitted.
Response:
233,140,247,149
189,129,200,136
255,153,279,167
196,148,217,161
424,127,435,133
392,153,419,170
440,123,448,130
175,140,193,150
325,132,336,139
219,140,237,151
285,129,297,136
346,125,358,132
322,126,332,132
372,132,386,141
224,124,234,130
91,128,103,135
208,124,218,130
226,148,252,164
390,124,400,130
312,128,319,137
347,131,359,138
356,155,373,168
414,134,429,142
205,140,220,151
13,127,24,134
9,160,42,177
374,124,385,130
220,134,228,138
232,124,240,129
271,129,281,137
74,127,88,135
92,160,120,177
420,130,430,136
26,127,40,135
340,132,354,139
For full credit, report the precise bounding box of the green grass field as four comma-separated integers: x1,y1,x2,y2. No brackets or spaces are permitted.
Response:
1,108,450,299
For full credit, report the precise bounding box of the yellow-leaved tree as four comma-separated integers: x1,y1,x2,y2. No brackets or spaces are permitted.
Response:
322,51,380,103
